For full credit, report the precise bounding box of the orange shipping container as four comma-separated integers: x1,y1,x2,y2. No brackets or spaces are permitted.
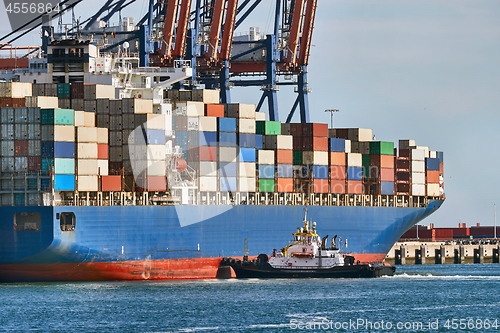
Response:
426,170,440,183
101,175,122,191
313,137,329,151
380,168,395,182
313,179,329,193
330,152,346,166
276,149,293,164
205,104,224,117
330,165,346,180
98,144,108,160
199,146,217,161
148,176,167,191
347,180,363,194
330,179,346,193
275,178,294,193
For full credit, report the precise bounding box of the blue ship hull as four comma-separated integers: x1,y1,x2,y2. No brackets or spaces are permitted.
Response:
0,201,443,281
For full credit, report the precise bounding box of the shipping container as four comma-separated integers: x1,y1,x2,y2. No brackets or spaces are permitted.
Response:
301,123,328,137
399,139,416,150
14,140,28,156
238,162,256,178
330,179,346,193
77,127,98,143
218,147,237,162
258,179,275,192
329,138,347,152
1,124,14,140
396,171,410,182
97,128,108,144
427,183,441,196
84,100,97,112
346,153,362,167
97,144,108,160
198,176,218,191
258,164,275,179
330,152,346,166
239,133,256,148
57,83,71,99
101,175,122,191
97,159,108,175
264,135,293,150
109,146,123,162
276,149,293,164
14,107,28,123
293,151,303,165
191,89,219,104
313,179,329,193
412,172,426,184
256,121,281,135
225,103,256,119
219,132,237,146
14,124,28,139
276,178,294,193
54,141,75,158
255,112,266,121
1,140,15,156
380,181,395,195
237,118,256,134
330,165,346,180
411,160,425,173
77,159,98,175
28,140,41,156
281,123,291,135
218,118,237,132
220,162,237,177
14,157,28,172
199,162,218,177
277,164,293,178
0,82,32,98
396,183,411,193
347,166,363,181
257,150,275,165
54,158,75,174
198,116,217,132
175,101,204,117
426,170,440,184
199,146,217,161
369,141,394,155
312,165,329,179
302,151,329,165
239,177,256,192
204,104,225,117
77,175,99,191
1,157,15,172
146,160,167,176
347,180,364,194
199,131,217,146
255,135,263,150
78,143,98,159
239,148,256,163
425,157,440,171
412,184,426,196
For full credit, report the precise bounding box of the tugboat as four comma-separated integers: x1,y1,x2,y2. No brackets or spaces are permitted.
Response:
221,210,395,279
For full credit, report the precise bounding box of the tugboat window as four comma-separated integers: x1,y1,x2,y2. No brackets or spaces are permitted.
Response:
60,212,76,232
14,212,41,231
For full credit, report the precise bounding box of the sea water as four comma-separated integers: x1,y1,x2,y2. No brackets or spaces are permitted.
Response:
1,264,500,332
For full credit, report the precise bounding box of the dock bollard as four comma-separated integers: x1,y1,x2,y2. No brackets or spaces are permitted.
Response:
454,248,462,264
435,246,445,264
494,246,500,264
473,246,484,264
399,245,406,265
395,249,402,265
459,245,465,263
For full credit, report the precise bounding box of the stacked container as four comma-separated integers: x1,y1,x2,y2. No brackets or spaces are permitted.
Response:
425,153,441,196
218,117,237,193
329,138,349,194
257,149,275,192
367,141,395,195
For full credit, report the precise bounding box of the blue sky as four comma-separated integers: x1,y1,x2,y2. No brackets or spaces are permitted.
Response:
1,1,499,228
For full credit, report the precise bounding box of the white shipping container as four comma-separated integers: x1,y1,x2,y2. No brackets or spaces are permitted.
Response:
344,139,352,153
278,135,293,150
199,176,218,191
257,150,275,165
198,116,217,132
74,111,86,126
429,150,437,158
255,112,266,121
175,101,204,117
146,114,166,130
77,127,98,143
133,99,154,114
84,112,95,127
25,96,58,108
226,103,256,119
147,160,167,176
78,143,98,159
238,118,256,133
191,89,219,104
427,183,441,196
0,82,32,98
410,147,428,159
411,172,425,184
78,159,98,175
219,147,238,162
97,159,109,176
200,162,218,177
411,160,425,173
347,153,362,167
347,128,373,142
411,183,426,196
238,162,256,178
77,175,99,191
54,126,75,142
239,177,256,192
95,84,116,99
146,145,165,160
97,128,108,144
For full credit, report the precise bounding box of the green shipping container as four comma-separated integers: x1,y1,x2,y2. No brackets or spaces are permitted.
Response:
54,158,75,174
258,179,275,192
369,141,394,155
256,121,281,135
362,154,371,178
41,109,54,125
41,108,75,126
57,83,71,99
293,151,303,165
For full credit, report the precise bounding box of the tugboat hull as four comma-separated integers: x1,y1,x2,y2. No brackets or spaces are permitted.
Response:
221,257,395,279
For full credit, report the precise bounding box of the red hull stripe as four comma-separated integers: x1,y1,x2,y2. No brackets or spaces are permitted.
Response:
0,253,386,282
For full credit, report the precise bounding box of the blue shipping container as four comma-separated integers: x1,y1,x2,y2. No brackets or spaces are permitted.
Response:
219,132,237,146
347,166,363,180
41,141,54,158
199,131,218,146
277,164,293,178
147,129,166,145
220,162,237,177
54,174,75,191
255,135,263,150
176,131,188,144
258,164,275,179
54,142,75,158
329,138,346,152
313,165,329,179
220,177,237,192
239,133,256,148
239,148,256,163
54,158,75,174
41,178,51,191
425,158,440,171
381,181,395,195
437,151,444,163
41,158,53,173
218,118,237,132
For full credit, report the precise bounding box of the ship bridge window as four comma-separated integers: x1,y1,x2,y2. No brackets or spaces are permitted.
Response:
14,212,41,231
60,212,76,232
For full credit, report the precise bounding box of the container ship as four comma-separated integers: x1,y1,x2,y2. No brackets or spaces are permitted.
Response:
0,8,444,282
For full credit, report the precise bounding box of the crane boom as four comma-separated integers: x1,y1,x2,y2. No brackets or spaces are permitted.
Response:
298,0,317,66
219,0,238,60
172,0,192,58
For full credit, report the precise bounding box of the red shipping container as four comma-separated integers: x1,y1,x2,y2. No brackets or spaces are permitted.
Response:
334,129,349,139
396,171,410,182
330,179,346,193
396,158,410,170
199,146,217,161
330,152,346,166
276,149,293,164
399,149,410,158
290,123,303,136
205,104,225,117
302,123,328,137
0,58,29,70
293,136,303,150
275,178,294,193
380,168,395,182
347,180,363,194
330,165,346,180
396,183,410,193
313,137,328,151
14,140,28,156
101,175,122,191
439,162,444,174
28,156,41,172
148,176,167,191
426,170,440,183
313,179,329,193
98,144,109,160
71,82,85,99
